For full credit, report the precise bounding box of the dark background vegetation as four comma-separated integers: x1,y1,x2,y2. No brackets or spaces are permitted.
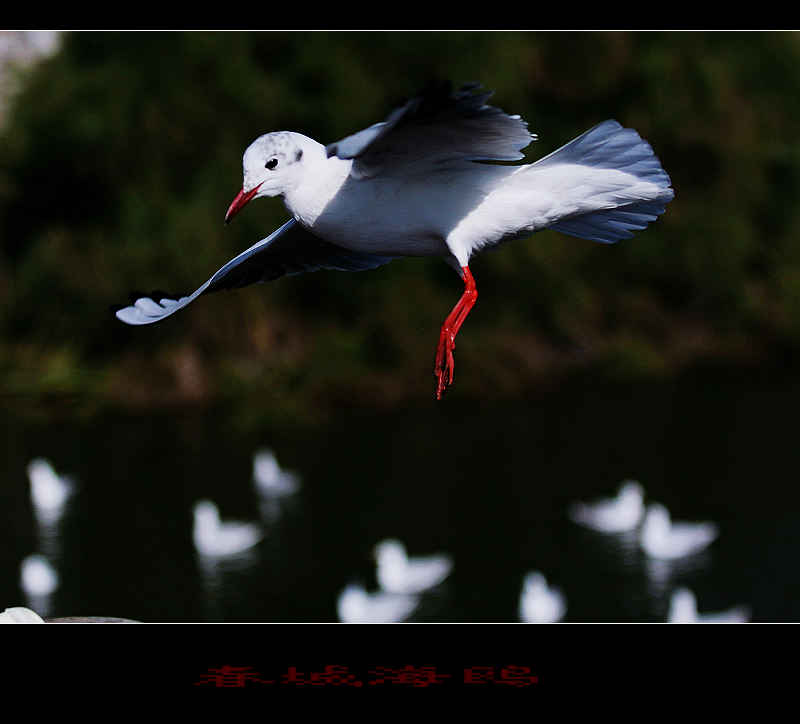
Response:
2,31,799,421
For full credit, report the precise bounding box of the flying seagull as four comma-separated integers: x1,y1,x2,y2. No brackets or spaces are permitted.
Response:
115,82,674,399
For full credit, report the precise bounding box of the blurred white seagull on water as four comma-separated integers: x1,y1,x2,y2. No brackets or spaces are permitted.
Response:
252,448,300,497
192,499,263,558
568,480,645,533
668,587,750,623
20,553,59,616
640,503,718,560
519,571,567,623
27,457,73,527
374,538,453,595
337,583,419,623
115,82,674,399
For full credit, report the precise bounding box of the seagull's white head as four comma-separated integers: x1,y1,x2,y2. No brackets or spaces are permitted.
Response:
193,499,219,530
225,131,320,223
374,539,407,566
619,480,644,503
642,503,670,537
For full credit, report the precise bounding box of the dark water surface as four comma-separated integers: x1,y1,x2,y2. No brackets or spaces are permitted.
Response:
2,365,799,623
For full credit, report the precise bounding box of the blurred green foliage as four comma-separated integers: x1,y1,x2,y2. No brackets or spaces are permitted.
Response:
2,31,800,418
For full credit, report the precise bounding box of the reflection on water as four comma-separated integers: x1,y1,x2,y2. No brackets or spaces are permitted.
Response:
1,366,799,622
643,548,714,599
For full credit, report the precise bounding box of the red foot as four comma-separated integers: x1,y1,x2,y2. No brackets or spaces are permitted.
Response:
434,266,477,400
434,327,456,400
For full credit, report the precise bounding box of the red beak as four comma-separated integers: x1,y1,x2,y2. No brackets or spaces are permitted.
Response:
224,183,262,224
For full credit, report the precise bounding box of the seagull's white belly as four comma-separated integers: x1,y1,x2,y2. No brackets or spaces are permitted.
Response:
289,163,516,260
312,212,448,257
308,187,450,257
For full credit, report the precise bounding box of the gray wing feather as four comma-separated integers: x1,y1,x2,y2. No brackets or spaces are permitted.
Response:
326,82,536,178
115,219,395,325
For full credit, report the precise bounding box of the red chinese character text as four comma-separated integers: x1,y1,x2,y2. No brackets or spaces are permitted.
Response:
194,665,273,687
281,665,363,687
463,666,495,684
496,665,539,687
369,665,451,687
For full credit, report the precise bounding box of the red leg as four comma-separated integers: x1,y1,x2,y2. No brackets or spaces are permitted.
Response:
434,266,478,400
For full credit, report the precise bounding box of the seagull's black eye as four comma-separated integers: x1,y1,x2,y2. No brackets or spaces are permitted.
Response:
265,158,278,170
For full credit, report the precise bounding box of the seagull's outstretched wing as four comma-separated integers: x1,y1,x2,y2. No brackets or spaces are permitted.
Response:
115,219,395,325
326,82,535,178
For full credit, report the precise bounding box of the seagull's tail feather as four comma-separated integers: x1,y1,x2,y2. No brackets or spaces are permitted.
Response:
548,199,670,244
535,120,674,244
